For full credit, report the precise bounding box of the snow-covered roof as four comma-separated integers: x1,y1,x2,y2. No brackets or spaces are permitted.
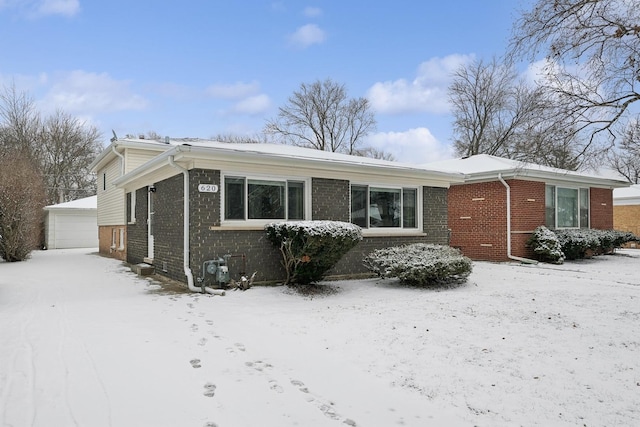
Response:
113,138,465,190
44,195,97,210
613,184,640,205
424,154,630,188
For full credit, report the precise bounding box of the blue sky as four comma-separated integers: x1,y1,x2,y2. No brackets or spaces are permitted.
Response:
1,0,528,163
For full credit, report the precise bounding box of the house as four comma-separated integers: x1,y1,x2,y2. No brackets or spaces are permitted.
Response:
613,184,640,248
89,138,176,261
425,154,631,262
93,138,464,287
44,196,98,249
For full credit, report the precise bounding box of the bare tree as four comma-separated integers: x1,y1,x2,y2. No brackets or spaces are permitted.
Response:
265,78,378,156
0,83,41,165
609,119,640,183
212,133,268,144
449,57,545,158
509,0,640,148
41,110,102,204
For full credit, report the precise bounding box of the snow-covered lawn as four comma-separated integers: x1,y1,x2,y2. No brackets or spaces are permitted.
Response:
1,248,639,427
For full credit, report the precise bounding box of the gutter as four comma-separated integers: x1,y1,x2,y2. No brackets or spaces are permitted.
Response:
167,155,224,296
497,174,538,264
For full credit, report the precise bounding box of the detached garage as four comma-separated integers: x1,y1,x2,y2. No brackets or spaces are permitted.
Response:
44,196,98,249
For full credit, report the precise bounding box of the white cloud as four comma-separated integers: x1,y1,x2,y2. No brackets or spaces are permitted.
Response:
206,80,260,99
367,54,474,115
288,24,326,49
365,127,454,164
231,94,271,115
0,0,80,17
36,0,78,17
41,70,147,114
303,6,322,17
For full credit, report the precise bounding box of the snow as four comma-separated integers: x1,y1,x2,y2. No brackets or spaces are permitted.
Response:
1,248,639,427
614,184,640,205
43,195,97,210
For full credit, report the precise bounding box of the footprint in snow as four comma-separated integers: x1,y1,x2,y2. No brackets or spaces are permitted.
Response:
203,383,216,397
190,359,201,369
198,337,208,346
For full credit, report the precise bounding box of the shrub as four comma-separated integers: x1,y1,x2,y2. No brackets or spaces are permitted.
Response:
0,151,46,262
264,221,362,285
527,226,565,264
363,243,472,286
544,228,639,261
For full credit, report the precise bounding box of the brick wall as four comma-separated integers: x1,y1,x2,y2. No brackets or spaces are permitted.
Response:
312,178,350,221
127,187,148,266
590,187,614,229
614,205,640,236
447,180,545,261
423,186,449,244
98,225,127,261
130,170,451,285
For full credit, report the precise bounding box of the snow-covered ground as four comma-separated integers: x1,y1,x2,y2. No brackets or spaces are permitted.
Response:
1,248,639,427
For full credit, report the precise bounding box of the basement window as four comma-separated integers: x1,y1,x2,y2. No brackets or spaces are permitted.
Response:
223,175,307,222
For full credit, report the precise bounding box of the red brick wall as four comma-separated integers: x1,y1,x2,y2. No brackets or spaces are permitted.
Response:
98,225,127,261
589,188,614,229
448,181,508,261
449,179,545,261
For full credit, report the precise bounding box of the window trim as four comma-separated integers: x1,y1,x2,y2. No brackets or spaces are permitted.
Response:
220,173,311,226
545,184,590,229
127,191,136,224
350,183,423,234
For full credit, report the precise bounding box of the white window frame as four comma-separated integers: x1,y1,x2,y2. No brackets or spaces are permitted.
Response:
350,183,422,235
118,228,125,251
545,184,590,229
220,173,311,226
110,228,117,250
128,192,136,224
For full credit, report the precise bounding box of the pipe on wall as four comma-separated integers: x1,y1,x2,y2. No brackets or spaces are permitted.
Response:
168,155,225,296
497,174,538,264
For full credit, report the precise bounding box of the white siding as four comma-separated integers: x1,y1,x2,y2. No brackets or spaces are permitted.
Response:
97,159,125,226
125,148,165,173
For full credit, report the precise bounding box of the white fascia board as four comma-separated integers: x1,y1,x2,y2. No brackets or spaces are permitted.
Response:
458,169,630,189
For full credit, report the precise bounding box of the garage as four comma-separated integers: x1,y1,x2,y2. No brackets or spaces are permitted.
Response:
44,196,98,249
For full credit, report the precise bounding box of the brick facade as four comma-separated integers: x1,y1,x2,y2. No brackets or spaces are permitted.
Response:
128,169,450,285
98,225,127,261
449,179,616,262
614,205,640,236
589,187,614,229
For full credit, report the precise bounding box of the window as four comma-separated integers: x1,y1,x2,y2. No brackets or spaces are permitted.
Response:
224,176,306,221
127,192,136,223
545,185,589,229
350,185,419,229
118,228,125,251
111,228,117,249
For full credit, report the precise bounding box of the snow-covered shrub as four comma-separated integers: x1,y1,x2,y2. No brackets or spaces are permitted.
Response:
553,229,639,259
554,229,600,260
527,226,565,264
264,221,362,285
363,243,472,286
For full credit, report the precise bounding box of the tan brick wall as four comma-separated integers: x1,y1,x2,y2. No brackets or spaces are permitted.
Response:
614,205,640,235
98,225,127,261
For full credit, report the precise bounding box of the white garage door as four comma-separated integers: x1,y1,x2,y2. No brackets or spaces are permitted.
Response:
52,213,98,249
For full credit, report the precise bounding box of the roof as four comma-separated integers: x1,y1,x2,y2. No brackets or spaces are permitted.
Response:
424,154,631,188
613,184,640,205
44,195,97,211
113,138,465,191
89,137,176,172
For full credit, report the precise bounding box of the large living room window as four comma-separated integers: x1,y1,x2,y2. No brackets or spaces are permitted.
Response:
350,185,418,229
545,185,589,229
224,176,306,221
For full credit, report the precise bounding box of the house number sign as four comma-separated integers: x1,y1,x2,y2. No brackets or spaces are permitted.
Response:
198,184,219,193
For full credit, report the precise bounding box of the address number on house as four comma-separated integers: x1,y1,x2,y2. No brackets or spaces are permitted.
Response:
198,184,219,193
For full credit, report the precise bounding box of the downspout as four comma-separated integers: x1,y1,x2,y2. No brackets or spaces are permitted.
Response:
111,145,125,175
497,174,538,264
168,155,225,296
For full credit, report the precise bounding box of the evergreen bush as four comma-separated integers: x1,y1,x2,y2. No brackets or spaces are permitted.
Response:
527,226,565,264
363,243,472,286
264,221,362,285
